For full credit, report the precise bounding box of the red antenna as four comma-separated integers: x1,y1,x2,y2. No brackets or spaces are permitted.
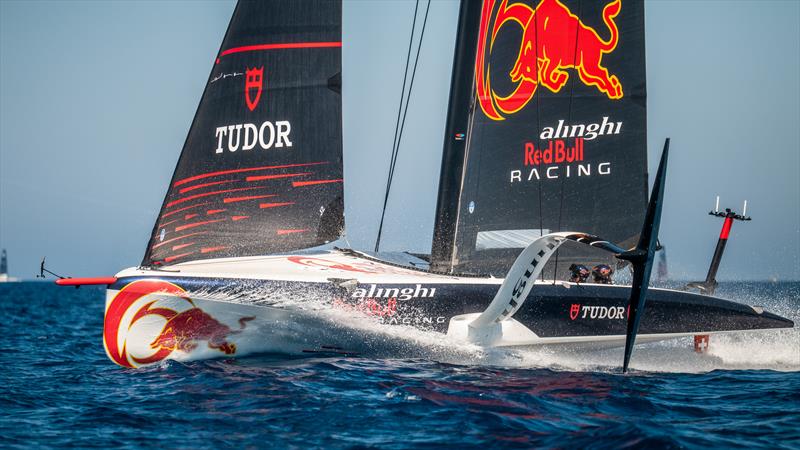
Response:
686,196,751,295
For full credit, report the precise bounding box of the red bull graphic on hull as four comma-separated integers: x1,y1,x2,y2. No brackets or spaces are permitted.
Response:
476,0,623,120
103,279,254,368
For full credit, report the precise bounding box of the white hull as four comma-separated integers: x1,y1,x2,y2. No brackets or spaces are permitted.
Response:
104,285,732,367
102,250,793,367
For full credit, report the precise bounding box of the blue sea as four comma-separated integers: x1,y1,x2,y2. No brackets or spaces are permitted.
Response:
1,281,798,449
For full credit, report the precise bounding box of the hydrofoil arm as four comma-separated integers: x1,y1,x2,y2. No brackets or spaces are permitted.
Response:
447,232,625,345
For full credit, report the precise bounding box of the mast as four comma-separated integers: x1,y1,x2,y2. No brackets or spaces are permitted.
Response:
430,0,483,273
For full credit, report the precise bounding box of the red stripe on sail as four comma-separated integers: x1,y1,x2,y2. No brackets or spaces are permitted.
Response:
173,162,328,187
207,209,226,215
292,179,343,187
178,179,237,194
158,218,181,228
224,194,276,204
201,246,228,254
160,202,210,219
175,219,224,232
185,213,198,220
277,229,308,235
231,216,250,221
246,172,311,182
172,243,194,251
219,42,341,59
165,252,194,263
259,202,294,209
166,187,258,208
151,232,207,250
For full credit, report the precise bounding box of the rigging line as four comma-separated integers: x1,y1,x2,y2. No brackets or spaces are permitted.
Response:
553,0,583,283
533,7,545,281
387,0,432,210
388,0,420,175
391,0,432,190
375,0,420,253
375,0,431,253
343,231,353,252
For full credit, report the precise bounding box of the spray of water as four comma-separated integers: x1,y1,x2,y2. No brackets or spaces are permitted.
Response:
181,281,798,373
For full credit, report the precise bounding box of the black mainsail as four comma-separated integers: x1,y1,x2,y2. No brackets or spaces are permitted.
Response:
143,0,343,267
432,0,647,276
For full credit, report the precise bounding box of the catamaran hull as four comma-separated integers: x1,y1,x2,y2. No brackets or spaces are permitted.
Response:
102,274,793,368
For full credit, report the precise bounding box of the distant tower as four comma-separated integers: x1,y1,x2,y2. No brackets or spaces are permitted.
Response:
0,249,7,282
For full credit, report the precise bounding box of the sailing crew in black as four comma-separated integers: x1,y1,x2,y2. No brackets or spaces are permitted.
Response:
569,264,590,283
592,265,614,284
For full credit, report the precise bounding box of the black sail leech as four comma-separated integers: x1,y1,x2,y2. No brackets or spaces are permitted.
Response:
431,0,647,276
142,0,343,267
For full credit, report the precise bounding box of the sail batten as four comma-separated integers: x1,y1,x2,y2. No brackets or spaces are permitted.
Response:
142,0,343,267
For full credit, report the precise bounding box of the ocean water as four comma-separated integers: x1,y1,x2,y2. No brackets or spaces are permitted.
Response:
1,281,798,449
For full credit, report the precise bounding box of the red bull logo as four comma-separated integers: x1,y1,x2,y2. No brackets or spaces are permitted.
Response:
103,280,254,368
476,0,623,120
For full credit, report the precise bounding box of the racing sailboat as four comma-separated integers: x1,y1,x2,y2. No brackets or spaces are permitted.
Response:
60,0,791,368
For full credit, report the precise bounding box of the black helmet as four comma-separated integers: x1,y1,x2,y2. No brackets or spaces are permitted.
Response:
569,264,590,282
592,264,613,284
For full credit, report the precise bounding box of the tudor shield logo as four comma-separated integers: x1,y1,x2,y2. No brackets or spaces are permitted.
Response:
570,303,580,321
245,67,264,111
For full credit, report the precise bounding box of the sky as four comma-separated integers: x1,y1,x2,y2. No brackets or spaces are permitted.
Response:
1,0,798,281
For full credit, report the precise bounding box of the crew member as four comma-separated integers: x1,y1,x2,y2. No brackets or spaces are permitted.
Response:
592,264,614,284
568,264,590,283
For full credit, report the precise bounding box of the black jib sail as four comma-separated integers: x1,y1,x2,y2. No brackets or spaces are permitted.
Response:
432,0,647,276
143,0,343,267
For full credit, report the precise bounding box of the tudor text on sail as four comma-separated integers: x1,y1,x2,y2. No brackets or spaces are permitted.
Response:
215,121,293,154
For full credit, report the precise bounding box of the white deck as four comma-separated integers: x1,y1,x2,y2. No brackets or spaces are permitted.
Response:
116,249,504,285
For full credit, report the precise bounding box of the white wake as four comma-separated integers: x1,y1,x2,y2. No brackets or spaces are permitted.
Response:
184,281,799,373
